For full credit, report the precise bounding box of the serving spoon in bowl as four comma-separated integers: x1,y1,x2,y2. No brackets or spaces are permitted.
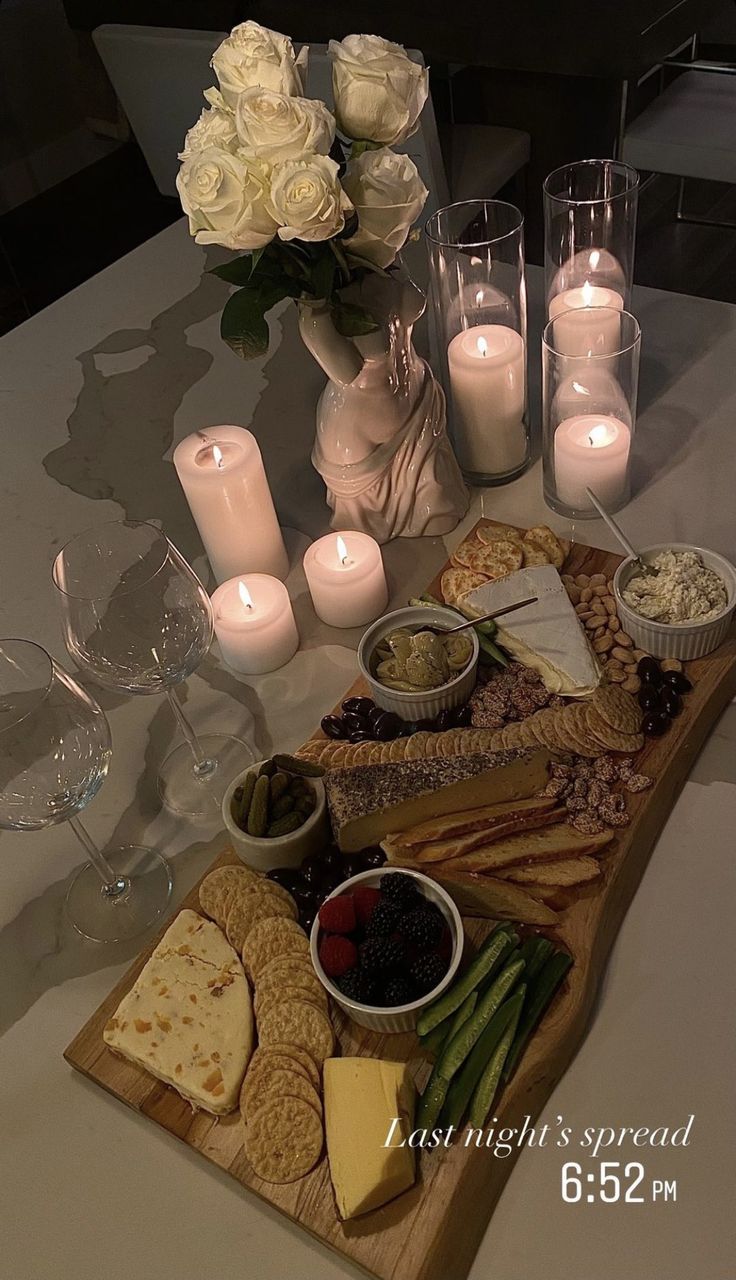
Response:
585,487,659,578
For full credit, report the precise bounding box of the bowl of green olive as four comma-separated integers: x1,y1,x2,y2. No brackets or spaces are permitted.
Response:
357,605,479,721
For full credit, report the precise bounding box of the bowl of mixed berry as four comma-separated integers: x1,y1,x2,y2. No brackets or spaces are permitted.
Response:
309,868,463,1032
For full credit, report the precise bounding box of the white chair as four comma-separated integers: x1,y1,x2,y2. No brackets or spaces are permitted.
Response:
442,123,530,202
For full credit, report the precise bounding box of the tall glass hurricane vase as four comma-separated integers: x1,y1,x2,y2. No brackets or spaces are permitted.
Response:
426,200,530,486
0,639,172,942
543,159,640,316
52,520,254,818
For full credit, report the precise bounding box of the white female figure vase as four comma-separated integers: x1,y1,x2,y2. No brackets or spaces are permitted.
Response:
299,274,468,543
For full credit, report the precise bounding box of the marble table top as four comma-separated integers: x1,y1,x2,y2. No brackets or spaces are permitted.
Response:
1,219,734,1280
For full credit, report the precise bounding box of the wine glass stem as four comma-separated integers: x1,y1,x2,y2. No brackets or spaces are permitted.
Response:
69,816,128,899
166,687,218,780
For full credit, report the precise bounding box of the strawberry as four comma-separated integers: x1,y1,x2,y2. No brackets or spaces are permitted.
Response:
318,893,356,935
319,934,358,978
353,885,382,928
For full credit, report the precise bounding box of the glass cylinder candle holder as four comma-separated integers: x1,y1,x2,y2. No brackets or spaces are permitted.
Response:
426,200,530,486
542,307,641,518
543,159,639,318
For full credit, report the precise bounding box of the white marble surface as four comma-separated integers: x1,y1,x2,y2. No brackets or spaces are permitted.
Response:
0,219,734,1280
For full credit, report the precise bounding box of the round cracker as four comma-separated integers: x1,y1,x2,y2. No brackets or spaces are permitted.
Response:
441,567,488,605
592,685,643,735
477,523,522,545
226,892,293,954
256,954,320,992
242,916,310,980
257,999,334,1064
255,981,327,1020
241,1067,322,1124
584,705,644,754
465,539,524,579
244,1094,323,1184
198,865,259,924
450,538,483,569
250,1041,321,1090
242,1052,312,1098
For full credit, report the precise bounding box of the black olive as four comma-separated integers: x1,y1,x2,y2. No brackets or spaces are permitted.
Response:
300,859,326,888
454,704,473,727
662,670,692,694
418,718,436,732
637,656,662,684
642,711,669,737
434,709,455,733
266,868,305,893
348,729,372,743
659,689,682,718
373,711,402,741
406,721,422,735
342,855,365,879
342,696,374,717
321,714,346,740
368,706,385,728
343,711,368,735
361,847,387,868
638,686,660,712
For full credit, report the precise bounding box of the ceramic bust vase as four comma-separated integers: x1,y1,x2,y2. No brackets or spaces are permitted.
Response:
298,274,468,543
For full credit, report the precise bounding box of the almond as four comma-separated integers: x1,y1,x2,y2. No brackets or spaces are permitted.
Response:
616,632,633,647
622,675,641,693
592,583,608,597
580,586,593,602
609,617,621,633
611,645,633,663
603,595,617,615
592,598,607,616
590,573,607,586
593,634,614,653
661,657,683,672
575,574,591,588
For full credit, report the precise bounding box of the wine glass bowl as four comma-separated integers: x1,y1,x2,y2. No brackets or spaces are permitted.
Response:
0,639,112,830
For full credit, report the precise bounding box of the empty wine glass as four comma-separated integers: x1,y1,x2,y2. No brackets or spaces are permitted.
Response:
0,638,172,941
52,519,253,817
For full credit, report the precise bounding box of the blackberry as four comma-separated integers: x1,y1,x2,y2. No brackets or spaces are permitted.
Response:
409,951,448,995
379,872,420,906
383,976,415,1007
366,898,403,937
337,968,378,1005
359,936,404,975
399,905,444,949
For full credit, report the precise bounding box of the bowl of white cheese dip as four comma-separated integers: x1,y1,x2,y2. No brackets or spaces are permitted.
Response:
612,543,736,659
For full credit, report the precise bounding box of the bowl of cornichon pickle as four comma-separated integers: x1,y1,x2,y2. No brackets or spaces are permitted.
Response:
222,753,329,870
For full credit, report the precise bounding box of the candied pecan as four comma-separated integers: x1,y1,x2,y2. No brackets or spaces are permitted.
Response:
571,811,605,834
593,755,619,783
624,772,653,793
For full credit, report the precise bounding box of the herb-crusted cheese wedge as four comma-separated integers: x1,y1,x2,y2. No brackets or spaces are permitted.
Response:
103,909,254,1114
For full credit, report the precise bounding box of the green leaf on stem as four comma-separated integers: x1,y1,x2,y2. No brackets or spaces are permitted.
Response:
331,301,380,338
220,281,293,359
209,255,262,285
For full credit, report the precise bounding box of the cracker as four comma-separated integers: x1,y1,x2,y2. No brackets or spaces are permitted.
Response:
198,865,259,925
584,705,644,754
244,1094,323,1183
226,891,293,954
521,543,550,567
441,567,488,605
258,999,334,1064
592,685,643,735
242,916,310,980
241,1068,322,1124
257,953,318,986
405,731,431,760
450,538,482,569
389,738,407,762
249,1041,321,1090
477,523,522,545
255,979,327,1018
464,539,524,579
243,1049,312,1092
523,525,565,569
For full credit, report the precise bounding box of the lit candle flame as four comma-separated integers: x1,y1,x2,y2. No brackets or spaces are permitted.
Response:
336,535,349,565
212,444,224,469
238,581,253,609
476,335,489,358
581,280,594,306
587,423,612,447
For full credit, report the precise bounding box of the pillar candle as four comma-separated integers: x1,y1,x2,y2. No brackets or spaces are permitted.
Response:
548,284,623,357
303,531,388,628
447,325,527,476
211,574,298,674
173,425,288,584
553,414,631,511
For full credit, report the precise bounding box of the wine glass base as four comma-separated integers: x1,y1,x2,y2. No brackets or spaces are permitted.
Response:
158,733,255,818
66,846,173,943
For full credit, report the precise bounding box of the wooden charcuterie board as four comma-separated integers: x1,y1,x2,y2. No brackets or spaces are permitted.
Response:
65,520,736,1280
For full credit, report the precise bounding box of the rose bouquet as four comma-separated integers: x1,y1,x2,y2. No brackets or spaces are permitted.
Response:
177,22,430,357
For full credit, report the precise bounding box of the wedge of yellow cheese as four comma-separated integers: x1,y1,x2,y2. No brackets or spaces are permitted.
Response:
324,1058,416,1219
103,909,253,1114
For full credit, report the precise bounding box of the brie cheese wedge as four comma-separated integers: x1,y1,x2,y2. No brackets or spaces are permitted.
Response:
103,909,253,1114
465,565,601,695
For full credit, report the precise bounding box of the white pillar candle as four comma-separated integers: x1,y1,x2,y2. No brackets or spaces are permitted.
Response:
173,425,288,584
553,414,631,511
211,574,298,674
447,325,527,476
303,531,388,628
548,283,623,356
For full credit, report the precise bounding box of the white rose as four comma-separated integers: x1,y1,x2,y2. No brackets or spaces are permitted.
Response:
342,147,428,268
176,147,277,251
235,87,335,161
212,20,307,109
268,153,351,243
329,34,428,145
179,106,238,160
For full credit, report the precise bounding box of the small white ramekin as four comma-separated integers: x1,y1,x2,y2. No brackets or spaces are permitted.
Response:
612,543,736,660
357,605,479,721
310,867,463,1034
222,761,328,872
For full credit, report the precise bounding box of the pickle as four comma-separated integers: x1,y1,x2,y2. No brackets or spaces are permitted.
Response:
271,793,296,821
267,811,304,838
231,770,256,830
269,771,290,803
259,758,276,778
294,792,316,816
246,774,270,837
272,753,325,778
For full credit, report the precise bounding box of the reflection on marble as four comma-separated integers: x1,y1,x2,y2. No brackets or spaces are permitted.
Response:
1,219,735,1280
